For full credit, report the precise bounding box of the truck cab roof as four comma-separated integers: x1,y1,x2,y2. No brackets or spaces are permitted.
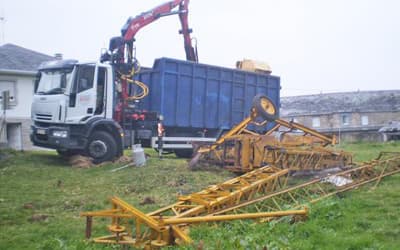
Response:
38,60,109,71
38,59,78,71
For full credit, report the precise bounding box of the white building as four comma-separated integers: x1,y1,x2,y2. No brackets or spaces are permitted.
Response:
0,44,54,150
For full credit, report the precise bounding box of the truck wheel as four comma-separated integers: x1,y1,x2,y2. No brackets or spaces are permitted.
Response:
174,149,193,158
86,131,117,163
252,94,278,121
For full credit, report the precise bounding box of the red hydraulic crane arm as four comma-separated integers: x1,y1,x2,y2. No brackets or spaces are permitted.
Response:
121,0,198,62
178,0,198,62
108,0,198,122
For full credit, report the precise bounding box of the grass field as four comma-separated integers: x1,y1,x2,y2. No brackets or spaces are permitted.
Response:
0,141,399,250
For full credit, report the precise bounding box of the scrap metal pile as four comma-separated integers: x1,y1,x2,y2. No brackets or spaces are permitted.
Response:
81,95,400,249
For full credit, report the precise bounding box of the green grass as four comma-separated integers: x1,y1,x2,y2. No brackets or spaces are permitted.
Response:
0,141,399,249
337,140,400,162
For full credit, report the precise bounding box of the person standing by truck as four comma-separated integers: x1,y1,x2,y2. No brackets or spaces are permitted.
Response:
157,117,165,159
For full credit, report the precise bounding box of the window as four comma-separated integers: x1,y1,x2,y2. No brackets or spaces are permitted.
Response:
95,67,107,115
36,70,71,95
361,115,368,126
75,65,95,93
341,114,351,126
0,81,16,105
312,117,320,127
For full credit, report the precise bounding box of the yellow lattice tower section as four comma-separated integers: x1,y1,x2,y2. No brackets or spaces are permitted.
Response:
81,165,308,248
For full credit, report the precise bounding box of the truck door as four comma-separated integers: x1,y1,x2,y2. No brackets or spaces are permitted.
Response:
66,64,97,123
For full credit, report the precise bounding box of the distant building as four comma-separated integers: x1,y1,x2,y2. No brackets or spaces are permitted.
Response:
379,121,400,141
280,90,400,142
0,43,55,150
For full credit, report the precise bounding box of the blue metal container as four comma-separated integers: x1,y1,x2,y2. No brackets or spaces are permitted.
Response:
135,57,280,132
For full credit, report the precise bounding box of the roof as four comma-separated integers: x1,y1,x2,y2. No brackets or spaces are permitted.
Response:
0,43,55,72
281,90,400,116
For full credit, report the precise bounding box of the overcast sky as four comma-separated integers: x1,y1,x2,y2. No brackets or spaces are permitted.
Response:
0,0,399,96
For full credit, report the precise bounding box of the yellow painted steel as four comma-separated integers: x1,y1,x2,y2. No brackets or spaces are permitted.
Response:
194,132,350,173
211,152,400,217
260,96,276,116
274,119,336,145
81,166,307,249
198,116,253,153
162,208,308,224
81,152,400,249
191,94,344,173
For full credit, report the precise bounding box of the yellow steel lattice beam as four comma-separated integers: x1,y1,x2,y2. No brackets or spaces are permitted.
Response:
81,165,305,249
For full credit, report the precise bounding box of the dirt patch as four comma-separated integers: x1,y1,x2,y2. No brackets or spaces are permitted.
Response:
140,197,155,205
22,203,35,210
113,155,132,164
69,155,94,168
68,155,133,168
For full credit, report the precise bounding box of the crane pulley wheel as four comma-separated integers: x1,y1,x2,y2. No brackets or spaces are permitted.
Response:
252,94,278,121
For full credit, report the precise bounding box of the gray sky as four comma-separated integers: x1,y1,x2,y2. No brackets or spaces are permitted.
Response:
1,0,399,96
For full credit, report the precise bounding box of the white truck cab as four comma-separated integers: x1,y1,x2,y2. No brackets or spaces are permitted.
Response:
31,60,124,163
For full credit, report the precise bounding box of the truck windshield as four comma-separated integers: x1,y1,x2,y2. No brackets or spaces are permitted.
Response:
36,70,72,95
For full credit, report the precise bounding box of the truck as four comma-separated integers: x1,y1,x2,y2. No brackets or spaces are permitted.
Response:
30,0,281,162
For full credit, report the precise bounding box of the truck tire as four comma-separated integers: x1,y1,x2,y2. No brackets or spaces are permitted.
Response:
86,131,117,163
252,94,278,121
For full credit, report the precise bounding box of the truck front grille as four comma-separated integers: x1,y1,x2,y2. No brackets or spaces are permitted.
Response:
35,113,52,121
36,134,48,141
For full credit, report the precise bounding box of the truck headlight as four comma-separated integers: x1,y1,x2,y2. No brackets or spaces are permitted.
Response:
52,130,68,138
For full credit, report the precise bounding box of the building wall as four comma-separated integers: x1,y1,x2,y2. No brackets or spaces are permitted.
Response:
0,73,35,150
329,112,400,129
0,73,35,117
282,111,400,142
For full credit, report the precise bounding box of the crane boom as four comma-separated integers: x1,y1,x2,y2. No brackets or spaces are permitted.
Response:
107,0,198,63
98,0,199,125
